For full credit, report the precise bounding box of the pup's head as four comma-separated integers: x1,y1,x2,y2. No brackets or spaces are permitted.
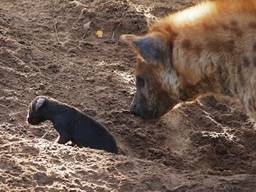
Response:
27,96,48,125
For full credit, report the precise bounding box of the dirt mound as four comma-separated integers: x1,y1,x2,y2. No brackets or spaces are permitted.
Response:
1,0,256,191
163,95,256,174
2,130,256,192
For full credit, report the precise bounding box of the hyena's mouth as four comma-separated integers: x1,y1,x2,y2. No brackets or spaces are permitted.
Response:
134,98,179,119
131,110,159,119
130,101,166,119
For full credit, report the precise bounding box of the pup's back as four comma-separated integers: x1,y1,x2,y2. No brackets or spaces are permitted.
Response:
73,111,118,154
49,99,119,154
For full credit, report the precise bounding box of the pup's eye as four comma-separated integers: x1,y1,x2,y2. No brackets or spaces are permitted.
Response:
136,76,145,88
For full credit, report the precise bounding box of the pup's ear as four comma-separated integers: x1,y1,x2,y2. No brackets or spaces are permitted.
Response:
35,97,46,111
120,34,168,65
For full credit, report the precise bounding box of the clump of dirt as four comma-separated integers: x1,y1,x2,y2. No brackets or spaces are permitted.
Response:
1,0,256,191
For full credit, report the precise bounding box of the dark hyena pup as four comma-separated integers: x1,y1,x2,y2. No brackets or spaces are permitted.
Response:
121,0,256,120
27,96,118,154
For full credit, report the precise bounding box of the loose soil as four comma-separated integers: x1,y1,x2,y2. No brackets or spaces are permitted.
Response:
1,0,256,191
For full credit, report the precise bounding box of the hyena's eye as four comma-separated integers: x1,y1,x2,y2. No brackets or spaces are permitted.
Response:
136,76,145,88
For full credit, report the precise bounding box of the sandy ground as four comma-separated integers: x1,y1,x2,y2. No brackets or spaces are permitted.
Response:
1,0,256,191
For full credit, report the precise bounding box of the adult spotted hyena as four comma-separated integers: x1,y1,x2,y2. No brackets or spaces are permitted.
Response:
121,0,256,119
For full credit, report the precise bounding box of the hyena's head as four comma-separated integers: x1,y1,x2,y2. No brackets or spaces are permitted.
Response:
121,33,182,119
27,96,48,125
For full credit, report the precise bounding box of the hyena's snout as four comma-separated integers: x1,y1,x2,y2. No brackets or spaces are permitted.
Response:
129,95,156,119
129,90,178,119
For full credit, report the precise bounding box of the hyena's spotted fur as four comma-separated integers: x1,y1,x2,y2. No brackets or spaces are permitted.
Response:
121,0,256,119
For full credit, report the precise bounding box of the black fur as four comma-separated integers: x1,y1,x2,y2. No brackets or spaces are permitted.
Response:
27,96,118,154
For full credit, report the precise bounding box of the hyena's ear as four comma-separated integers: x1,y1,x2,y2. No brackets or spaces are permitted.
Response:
35,97,46,111
120,34,168,65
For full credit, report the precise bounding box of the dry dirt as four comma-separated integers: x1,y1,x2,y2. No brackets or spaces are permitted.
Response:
1,0,256,191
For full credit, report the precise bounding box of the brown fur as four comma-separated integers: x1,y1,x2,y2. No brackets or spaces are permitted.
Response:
121,0,256,119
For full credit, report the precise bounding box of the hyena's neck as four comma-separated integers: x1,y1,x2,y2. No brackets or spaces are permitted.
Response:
174,43,255,103
176,73,223,102
161,65,222,102
174,51,247,100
